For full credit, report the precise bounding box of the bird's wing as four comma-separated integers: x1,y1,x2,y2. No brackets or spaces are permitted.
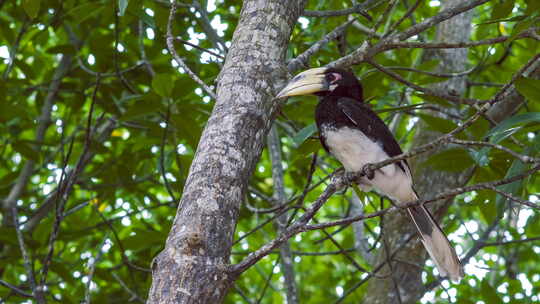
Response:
336,98,408,173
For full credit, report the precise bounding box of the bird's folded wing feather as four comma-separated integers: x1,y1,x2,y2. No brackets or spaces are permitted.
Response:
336,98,408,173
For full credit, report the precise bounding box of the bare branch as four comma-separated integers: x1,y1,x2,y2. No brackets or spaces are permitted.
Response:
330,0,491,67
230,174,347,275
383,0,422,38
191,0,228,53
2,54,72,211
112,273,145,303
287,20,355,73
83,235,108,304
357,53,540,176
40,75,101,290
392,0,490,41
449,138,539,164
0,279,33,298
174,38,225,60
486,186,540,210
366,58,481,105
302,2,374,20
480,236,540,247
387,28,539,49
267,125,298,304
166,0,217,99
12,205,45,303
306,163,540,231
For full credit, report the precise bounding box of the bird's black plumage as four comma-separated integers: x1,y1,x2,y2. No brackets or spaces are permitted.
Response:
315,96,408,173
275,66,464,281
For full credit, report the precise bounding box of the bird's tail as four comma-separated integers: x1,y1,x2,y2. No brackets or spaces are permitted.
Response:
406,203,464,282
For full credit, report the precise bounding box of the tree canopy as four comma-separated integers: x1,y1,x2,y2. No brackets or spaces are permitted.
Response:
1,0,539,303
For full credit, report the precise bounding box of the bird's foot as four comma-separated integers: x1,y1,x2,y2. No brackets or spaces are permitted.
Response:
344,171,357,185
360,164,375,180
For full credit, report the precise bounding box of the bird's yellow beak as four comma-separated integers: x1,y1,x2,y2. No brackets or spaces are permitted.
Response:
275,67,329,99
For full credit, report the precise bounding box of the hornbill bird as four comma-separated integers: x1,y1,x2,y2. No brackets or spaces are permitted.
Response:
275,67,464,282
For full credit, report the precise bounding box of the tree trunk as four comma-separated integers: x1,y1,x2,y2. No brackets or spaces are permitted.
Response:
146,1,305,303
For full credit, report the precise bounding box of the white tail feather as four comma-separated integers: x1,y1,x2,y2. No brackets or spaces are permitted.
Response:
407,205,464,282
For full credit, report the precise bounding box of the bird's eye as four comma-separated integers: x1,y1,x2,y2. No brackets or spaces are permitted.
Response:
327,72,342,84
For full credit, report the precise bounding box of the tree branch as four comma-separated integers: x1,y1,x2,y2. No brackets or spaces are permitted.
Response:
287,19,355,73
2,54,72,211
166,0,217,99
267,125,298,304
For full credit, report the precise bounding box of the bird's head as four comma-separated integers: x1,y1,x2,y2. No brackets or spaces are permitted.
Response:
275,67,363,101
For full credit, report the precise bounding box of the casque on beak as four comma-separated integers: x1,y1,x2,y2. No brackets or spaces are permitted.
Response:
275,67,330,99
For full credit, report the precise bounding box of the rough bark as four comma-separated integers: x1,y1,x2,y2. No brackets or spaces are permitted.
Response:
363,1,473,303
146,1,305,303
267,126,299,304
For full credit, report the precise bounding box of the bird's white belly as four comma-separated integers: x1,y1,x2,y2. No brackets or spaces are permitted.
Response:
323,127,415,203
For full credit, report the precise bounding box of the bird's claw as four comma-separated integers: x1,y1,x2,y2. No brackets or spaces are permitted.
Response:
361,164,375,180
344,171,357,184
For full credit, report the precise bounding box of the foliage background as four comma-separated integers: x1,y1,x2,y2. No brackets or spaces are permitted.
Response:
0,0,539,303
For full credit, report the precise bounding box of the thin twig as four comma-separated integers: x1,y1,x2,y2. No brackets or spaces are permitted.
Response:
2,54,72,211
230,174,347,275
487,186,539,210
267,125,298,304
174,38,224,59
40,75,101,290
287,20,355,73
302,2,374,20
393,0,490,41
83,235,108,304
166,0,217,99
383,0,422,38
306,163,540,231
366,58,481,105
480,236,540,247
113,3,137,93
449,138,539,164
11,205,44,302
330,0,491,67
139,20,156,77
387,28,539,50
111,273,145,303
159,100,178,202
0,279,33,298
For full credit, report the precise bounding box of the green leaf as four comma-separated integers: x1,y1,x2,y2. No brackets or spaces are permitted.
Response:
64,3,105,25
481,280,503,303
496,133,540,205
415,93,453,108
121,99,162,120
46,44,76,55
0,227,18,245
469,147,490,167
515,77,540,103
486,112,540,143
525,0,540,14
507,13,539,44
490,0,515,20
123,229,165,251
12,140,40,162
479,199,497,224
417,113,458,134
470,111,540,164
423,148,475,172
22,0,40,18
292,123,317,146
152,74,174,97
118,0,129,16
